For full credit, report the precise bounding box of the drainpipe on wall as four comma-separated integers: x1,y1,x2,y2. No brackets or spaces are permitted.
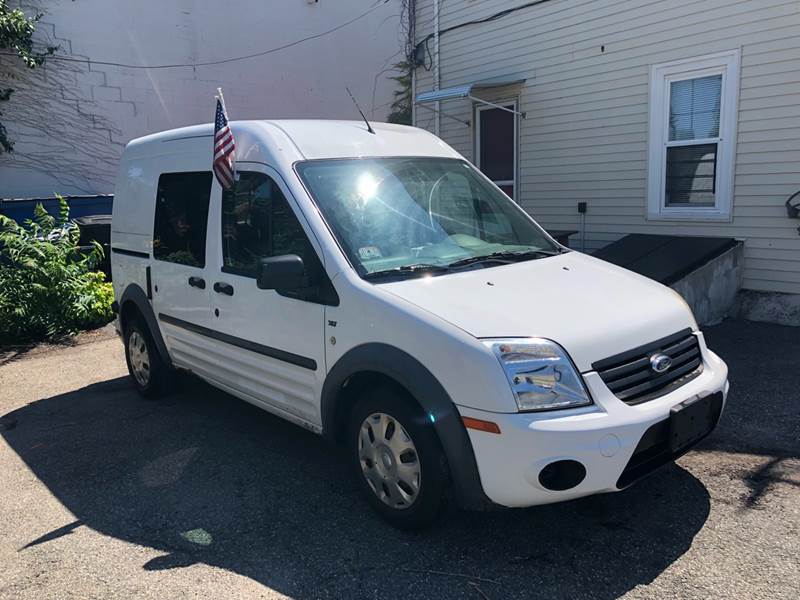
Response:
411,57,417,127
410,0,418,127
434,0,440,136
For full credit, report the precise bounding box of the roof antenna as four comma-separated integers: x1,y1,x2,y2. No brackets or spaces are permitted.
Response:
346,86,375,134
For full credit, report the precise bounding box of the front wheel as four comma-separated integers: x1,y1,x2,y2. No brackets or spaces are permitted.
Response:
348,387,449,529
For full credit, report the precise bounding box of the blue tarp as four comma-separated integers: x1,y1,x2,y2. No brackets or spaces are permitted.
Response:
0,195,113,223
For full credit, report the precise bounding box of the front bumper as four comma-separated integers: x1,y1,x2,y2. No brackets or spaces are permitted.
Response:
458,333,729,508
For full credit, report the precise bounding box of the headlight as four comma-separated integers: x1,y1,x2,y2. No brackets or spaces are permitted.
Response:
484,339,593,412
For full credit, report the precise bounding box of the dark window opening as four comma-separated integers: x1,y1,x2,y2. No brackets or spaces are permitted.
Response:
478,105,516,199
153,172,212,267
665,143,717,207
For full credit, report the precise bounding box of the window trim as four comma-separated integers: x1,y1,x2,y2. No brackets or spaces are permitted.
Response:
475,98,519,202
647,50,740,221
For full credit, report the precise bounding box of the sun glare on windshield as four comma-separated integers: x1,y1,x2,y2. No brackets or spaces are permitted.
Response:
297,158,559,279
356,172,379,202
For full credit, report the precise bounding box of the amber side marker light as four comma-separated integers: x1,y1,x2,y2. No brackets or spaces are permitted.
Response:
462,416,501,434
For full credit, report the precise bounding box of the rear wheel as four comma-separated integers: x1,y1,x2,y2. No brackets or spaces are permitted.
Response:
348,387,449,529
124,318,170,398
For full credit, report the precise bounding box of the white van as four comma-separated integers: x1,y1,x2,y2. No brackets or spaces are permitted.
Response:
111,120,729,528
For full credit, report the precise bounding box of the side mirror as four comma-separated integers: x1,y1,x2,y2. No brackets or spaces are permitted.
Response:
257,254,306,291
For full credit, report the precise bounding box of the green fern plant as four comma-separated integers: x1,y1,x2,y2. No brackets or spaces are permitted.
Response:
0,196,114,344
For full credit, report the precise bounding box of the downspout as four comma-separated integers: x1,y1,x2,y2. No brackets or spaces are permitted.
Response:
434,0,440,136
410,0,418,127
412,62,417,127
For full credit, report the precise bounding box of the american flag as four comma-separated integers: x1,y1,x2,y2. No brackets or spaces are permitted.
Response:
213,96,236,189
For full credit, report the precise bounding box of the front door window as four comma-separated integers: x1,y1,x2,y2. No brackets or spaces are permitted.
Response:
221,172,313,276
220,171,330,303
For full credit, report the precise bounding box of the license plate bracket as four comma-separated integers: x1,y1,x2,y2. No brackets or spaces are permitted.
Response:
669,394,719,453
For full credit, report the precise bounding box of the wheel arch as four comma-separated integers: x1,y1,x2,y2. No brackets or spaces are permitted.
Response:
321,343,493,510
118,283,171,366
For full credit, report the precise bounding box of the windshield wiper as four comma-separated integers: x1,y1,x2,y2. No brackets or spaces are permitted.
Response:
363,249,566,280
447,248,564,269
363,263,451,280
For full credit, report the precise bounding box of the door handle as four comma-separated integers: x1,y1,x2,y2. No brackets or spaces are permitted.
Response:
213,282,234,296
188,276,206,289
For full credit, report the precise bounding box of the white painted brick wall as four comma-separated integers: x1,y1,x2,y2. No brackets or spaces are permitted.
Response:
0,0,403,197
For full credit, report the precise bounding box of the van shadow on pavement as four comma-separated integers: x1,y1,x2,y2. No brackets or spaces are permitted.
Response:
2,372,712,599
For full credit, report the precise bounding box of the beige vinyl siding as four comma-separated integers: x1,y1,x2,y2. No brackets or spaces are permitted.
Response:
414,0,800,294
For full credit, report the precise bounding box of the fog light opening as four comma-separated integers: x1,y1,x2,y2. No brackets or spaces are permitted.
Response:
538,460,586,491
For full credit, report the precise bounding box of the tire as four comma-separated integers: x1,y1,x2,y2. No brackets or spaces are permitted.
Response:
347,386,450,529
123,317,170,398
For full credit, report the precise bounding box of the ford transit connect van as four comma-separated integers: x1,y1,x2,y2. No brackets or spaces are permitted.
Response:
111,120,729,528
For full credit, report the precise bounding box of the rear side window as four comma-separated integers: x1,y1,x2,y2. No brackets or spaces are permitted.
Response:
153,172,212,267
221,171,315,276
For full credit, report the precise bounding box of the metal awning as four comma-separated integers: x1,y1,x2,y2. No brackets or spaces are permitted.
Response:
415,75,526,117
416,84,476,103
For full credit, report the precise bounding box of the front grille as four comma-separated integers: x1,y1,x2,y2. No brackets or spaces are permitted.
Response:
593,328,703,405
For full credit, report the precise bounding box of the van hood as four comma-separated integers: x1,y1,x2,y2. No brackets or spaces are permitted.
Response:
378,252,697,372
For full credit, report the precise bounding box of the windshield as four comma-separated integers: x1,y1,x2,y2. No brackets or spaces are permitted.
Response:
295,157,560,279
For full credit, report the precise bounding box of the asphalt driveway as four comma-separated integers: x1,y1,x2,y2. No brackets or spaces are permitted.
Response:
0,320,798,599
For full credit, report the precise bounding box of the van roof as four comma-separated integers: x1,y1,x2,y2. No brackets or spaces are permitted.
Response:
125,120,461,161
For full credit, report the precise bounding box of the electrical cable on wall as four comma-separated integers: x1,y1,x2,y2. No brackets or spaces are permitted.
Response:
399,0,417,65
414,0,553,69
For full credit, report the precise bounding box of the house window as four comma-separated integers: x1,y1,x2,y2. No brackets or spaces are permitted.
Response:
647,51,740,220
476,101,517,200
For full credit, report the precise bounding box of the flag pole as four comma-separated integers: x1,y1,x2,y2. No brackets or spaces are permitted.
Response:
216,87,232,260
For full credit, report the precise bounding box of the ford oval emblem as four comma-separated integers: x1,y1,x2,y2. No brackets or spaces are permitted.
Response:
650,353,672,373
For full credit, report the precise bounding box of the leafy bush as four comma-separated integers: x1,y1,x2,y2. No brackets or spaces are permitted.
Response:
0,197,114,344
